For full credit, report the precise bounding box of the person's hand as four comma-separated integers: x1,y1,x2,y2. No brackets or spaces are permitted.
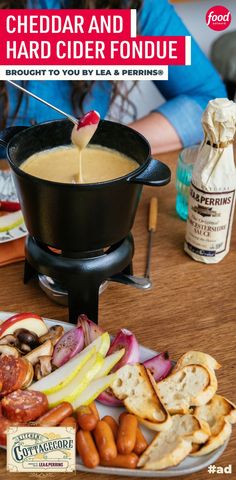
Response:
0,160,9,171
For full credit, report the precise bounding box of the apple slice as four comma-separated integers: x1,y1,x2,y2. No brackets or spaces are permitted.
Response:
72,373,117,409
93,348,125,380
0,210,23,232
47,353,104,407
0,313,48,338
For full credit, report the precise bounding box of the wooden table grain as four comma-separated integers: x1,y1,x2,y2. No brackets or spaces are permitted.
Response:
0,151,235,480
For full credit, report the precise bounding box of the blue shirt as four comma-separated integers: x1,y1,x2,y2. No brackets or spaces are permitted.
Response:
6,0,226,147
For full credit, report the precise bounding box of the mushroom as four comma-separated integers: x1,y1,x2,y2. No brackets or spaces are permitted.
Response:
34,355,52,380
0,334,20,347
0,345,19,357
19,343,32,353
14,328,39,350
39,325,64,346
24,340,53,365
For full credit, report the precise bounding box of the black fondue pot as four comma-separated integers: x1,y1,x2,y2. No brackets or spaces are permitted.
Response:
0,119,171,252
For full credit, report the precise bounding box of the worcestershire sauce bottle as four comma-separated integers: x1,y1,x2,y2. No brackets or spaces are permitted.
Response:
185,98,236,263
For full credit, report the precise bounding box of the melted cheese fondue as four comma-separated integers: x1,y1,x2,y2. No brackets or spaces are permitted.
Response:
21,145,139,184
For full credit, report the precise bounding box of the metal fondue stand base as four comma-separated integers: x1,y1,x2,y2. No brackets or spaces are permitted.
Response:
24,234,134,324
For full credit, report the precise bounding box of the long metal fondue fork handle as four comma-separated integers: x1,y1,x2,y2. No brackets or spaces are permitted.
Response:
7,80,78,126
145,197,158,280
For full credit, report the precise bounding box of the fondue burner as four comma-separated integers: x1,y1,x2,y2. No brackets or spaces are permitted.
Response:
24,234,135,324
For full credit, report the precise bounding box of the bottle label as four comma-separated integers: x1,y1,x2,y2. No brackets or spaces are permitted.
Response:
185,182,235,257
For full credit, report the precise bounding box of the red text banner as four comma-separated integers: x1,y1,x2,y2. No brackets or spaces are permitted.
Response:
0,9,191,79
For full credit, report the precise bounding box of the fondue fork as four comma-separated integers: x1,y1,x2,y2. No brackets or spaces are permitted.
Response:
110,273,151,289
145,196,158,282
7,80,78,126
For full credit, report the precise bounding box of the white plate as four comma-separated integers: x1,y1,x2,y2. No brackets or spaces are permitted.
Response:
0,312,229,477
0,169,27,244
0,221,27,244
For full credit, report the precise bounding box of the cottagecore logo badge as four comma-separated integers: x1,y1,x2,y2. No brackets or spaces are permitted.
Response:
206,5,231,31
6,426,76,473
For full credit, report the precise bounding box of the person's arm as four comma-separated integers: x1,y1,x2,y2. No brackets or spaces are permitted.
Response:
129,112,182,154
130,0,227,153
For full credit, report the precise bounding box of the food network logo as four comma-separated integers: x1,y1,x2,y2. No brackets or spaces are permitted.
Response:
206,5,231,31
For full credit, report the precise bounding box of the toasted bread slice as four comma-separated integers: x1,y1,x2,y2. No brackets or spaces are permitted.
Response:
194,395,236,430
191,443,201,454
111,364,171,431
170,414,210,444
173,351,221,373
138,414,209,470
156,364,217,414
219,396,236,424
138,436,192,470
191,420,232,456
192,395,236,456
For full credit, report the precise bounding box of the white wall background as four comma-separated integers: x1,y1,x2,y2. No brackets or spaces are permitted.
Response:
111,0,236,121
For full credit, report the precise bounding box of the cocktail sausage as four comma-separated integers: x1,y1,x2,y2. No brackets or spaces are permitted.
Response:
133,427,148,455
36,401,73,426
76,430,100,468
117,413,138,454
60,416,77,429
94,420,117,461
77,405,98,431
101,453,139,469
102,415,118,439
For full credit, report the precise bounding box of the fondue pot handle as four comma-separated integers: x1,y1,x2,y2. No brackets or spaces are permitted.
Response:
0,126,29,149
127,158,171,187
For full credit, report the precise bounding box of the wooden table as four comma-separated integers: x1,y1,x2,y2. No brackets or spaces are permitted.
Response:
0,151,235,480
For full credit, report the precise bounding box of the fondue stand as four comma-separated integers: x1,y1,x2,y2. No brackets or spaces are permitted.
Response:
24,234,135,324
24,204,156,322
24,198,158,322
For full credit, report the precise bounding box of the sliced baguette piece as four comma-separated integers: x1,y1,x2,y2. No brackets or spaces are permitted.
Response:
220,396,236,424
191,443,201,454
194,395,236,429
192,394,236,456
156,364,217,414
138,414,209,470
173,351,221,373
111,364,171,431
191,420,232,456
138,436,192,470
170,414,210,444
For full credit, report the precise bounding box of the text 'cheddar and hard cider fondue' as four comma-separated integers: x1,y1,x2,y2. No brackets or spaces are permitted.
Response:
20,111,139,184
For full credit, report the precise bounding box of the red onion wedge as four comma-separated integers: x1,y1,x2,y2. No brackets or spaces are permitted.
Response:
77,314,104,346
97,388,123,407
52,326,84,367
143,352,172,381
108,328,140,371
